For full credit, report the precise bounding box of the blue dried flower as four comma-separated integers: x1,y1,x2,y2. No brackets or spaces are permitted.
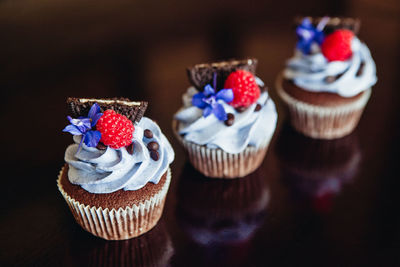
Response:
296,17,328,54
192,84,234,121
63,103,103,149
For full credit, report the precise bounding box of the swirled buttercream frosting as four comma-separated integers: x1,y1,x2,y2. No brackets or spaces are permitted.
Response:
174,79,278,154
64,117,174,194
284,37,377,97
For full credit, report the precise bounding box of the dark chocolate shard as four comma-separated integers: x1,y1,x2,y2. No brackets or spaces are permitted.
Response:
186,58,258,90
67,97,148,124
294,16,361,35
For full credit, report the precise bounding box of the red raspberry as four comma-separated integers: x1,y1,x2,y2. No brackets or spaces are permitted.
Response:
321,29,354,62
96,110,134,149
224,70,261,108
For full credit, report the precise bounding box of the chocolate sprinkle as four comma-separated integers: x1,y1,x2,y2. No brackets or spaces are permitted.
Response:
324,73,344,83
147,141,159,151
187,58,258,90
224,113,235,126
144,129,153,139
67,97,148,124
150,150,159,161
356,61,365,76
126,143,134,155
324,76,337,83
235,106,247,113
255,104,262,111
96,142,107,150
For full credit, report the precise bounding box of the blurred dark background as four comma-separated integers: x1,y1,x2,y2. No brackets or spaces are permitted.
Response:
1,0,400,266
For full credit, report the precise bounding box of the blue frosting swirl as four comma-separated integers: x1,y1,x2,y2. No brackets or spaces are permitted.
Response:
284,37,377,97
64,117,174,194
174,79,278,154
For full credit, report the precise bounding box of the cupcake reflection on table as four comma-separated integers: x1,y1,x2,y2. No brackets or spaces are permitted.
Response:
68,221,174,267
176,163,269,246
276,124,361,213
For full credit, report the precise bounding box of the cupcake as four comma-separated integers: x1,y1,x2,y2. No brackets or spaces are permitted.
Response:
173,58,278,178
176,163,269,246
276,17,377,139
57,97,174,240
276,123,361,212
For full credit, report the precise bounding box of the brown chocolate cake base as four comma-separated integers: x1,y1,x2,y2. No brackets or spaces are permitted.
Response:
57,165,171,240
60,164,167,210
276,73,371,139
282,78,365,107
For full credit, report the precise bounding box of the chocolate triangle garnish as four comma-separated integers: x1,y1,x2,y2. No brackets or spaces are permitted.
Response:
294,16,361,35
186,58,258,90
67,97,148,124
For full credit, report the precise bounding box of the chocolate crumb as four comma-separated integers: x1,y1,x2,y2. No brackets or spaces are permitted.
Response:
255,104,262,111
224,113,235,126
356,61,365,76
150,150,159,161
235,106,247,113
144,129,153,139
126,143,134,155
96,142,107,150
325,73,344,83
147,141,159,151
324,76,337,83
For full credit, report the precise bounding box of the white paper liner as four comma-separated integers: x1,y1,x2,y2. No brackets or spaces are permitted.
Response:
57,167,171,240
172,120,269,178
276,73,371,139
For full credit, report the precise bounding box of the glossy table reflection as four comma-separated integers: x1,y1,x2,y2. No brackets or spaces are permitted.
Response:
65,220,173,267
276,124,361,213
1,124,399,267
176,164,269,266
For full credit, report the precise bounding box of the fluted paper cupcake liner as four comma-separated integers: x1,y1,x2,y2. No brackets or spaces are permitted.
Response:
57,167,171,240
276,74,371,139
173,120,269,178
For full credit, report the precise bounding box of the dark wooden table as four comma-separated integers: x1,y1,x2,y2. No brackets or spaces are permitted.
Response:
1,0,400,266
